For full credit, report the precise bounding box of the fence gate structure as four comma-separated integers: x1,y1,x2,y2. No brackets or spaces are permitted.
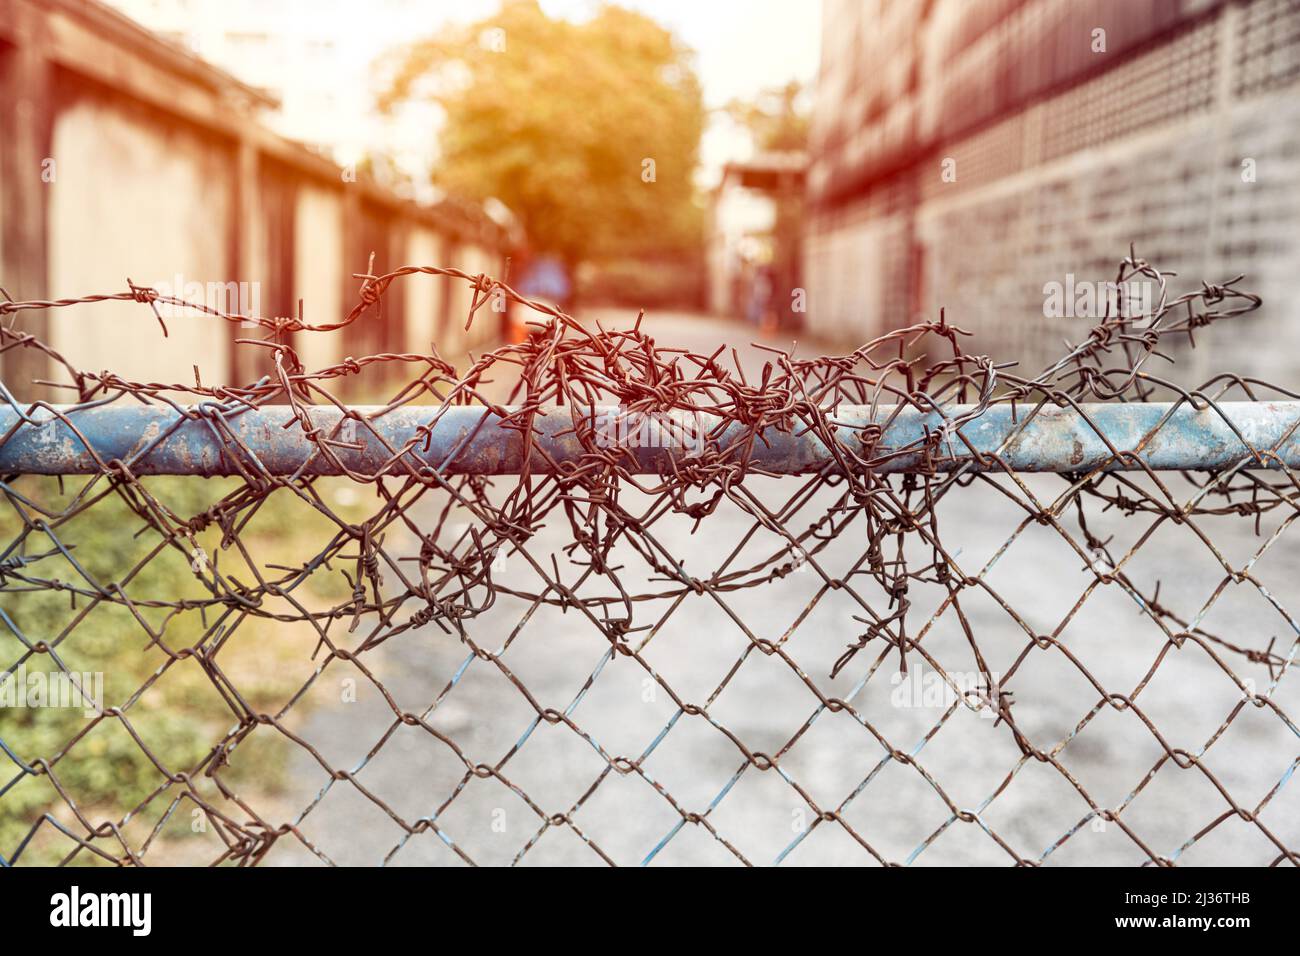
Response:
0,255,1297,867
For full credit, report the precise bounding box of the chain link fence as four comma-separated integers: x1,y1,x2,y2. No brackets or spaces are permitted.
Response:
1,252,1297,866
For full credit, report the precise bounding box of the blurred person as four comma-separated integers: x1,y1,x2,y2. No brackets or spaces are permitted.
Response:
518,255,573,312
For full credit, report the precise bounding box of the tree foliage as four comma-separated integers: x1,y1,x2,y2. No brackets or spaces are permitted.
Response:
724,80,808,153
382,1,705,267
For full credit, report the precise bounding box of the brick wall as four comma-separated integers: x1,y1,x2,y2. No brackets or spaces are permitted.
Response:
804,0,1300,382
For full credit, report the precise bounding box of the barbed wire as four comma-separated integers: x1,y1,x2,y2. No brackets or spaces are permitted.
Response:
0,248,1296,866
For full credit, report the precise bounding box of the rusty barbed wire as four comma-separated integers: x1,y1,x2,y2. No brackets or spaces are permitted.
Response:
0,247,1296,866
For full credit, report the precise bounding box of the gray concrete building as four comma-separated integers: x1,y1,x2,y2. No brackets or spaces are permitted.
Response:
804,0,1300,383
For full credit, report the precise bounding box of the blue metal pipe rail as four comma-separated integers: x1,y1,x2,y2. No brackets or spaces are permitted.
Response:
1,402,1298,476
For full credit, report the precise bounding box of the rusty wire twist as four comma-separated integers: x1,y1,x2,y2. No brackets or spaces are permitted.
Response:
0,247,1296,867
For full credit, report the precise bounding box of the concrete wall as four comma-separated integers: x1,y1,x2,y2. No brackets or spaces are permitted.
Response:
47,92,235,387
804,0,1300,382
447,242,507,356
402,226,444,362
293,183,345,374
0,0,511,401
804,178,915,346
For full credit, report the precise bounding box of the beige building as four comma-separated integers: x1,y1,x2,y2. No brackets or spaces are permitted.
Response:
0,0,510,400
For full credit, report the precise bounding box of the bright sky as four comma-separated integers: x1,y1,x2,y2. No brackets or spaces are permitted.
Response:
536,0,822,106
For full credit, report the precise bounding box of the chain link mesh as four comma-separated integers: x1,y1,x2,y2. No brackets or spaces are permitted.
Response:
1,251,1296,866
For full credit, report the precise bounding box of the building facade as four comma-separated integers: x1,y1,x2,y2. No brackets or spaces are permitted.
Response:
805,0,1300,383
0,0,510,400
102,0,450,190
707,152,806,325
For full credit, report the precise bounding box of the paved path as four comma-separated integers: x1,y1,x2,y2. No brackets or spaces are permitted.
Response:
264,311,1299,866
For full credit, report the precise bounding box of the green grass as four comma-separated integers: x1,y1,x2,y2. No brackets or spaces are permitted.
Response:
0,474,367,865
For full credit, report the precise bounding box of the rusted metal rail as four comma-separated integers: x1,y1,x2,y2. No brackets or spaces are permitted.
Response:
3,258,1297,868
2,401,1299,476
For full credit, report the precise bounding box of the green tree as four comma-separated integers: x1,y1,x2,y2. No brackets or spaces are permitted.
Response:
724,80,808,153
382,1,705,271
